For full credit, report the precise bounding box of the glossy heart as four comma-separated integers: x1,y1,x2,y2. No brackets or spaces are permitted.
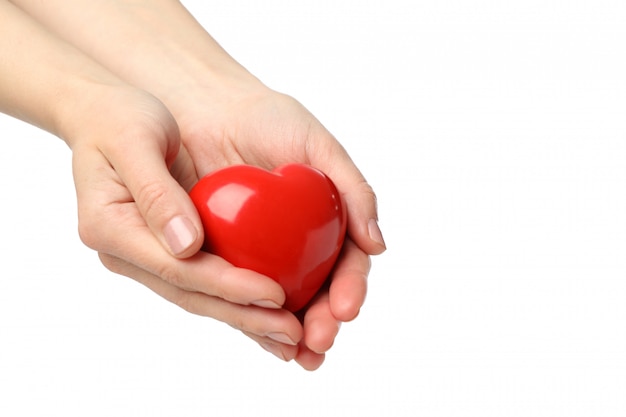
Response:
189,163,347,312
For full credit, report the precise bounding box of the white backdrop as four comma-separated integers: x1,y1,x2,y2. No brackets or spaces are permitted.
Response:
1,1,625,416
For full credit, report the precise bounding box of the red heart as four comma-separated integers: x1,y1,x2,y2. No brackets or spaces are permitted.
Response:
189,163,347,312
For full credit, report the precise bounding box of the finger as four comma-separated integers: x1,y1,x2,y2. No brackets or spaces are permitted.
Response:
328,238,370,322
74,148,286,308
101,229,287,308
243,331,299,363
99,253,303,344
305,127,386,256
302,291,341,354
101,124,204,259
298,239,369,354
294,344,326,371
297,239,368,360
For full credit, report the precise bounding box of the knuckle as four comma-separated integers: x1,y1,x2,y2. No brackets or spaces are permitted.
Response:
172,292,197,315
156,261,187,289
357,180,378,204
76,202,128,252
212,267,234,301
97,253,123,274
228,312,247,333
347,179,379,216
135,180,170,220
77,208,104,250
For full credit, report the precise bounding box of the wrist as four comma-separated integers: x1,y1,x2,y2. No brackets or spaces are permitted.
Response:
57,79,174,153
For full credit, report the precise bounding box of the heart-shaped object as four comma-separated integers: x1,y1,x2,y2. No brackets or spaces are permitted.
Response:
189,163,347,312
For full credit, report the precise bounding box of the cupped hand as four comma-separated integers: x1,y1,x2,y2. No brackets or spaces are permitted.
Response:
166,84,386,370
66,85,305,356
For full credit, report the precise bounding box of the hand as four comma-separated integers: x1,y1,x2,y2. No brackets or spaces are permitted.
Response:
67,85,306,357
165,82,385,370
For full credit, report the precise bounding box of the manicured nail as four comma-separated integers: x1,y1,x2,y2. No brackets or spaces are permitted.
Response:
260,342,287,361
368,218,386,249
251,299,282,309
164,215,197,255
267,332,297,346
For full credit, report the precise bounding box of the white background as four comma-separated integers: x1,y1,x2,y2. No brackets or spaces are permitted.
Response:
1,1,625,416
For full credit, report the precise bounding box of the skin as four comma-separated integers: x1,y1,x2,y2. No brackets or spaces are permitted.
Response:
3,0,386,370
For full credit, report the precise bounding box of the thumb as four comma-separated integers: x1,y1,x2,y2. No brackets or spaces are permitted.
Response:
308,135,386,255
333,163,386,256
107,134,204,259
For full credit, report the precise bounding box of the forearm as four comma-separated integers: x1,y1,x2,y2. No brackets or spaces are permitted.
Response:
0,0,127,144
9,0,264,117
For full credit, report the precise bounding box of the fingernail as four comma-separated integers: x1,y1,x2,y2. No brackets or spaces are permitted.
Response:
164,215,197,255
368,218,386,249
260,342,287,361
267,332,297,346
251,299,282,309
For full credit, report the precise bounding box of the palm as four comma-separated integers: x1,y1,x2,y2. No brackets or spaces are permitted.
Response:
179,92,341,178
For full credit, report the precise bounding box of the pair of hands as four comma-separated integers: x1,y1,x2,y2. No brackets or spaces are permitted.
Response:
5,0,386,370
